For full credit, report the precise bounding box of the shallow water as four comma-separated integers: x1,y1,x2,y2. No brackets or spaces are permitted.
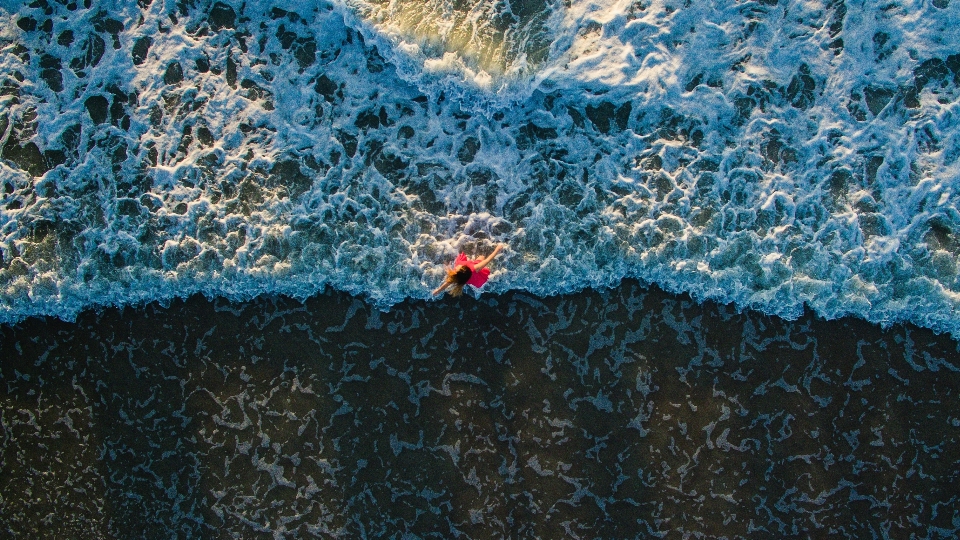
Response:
1,0,959,336
2,282,959,538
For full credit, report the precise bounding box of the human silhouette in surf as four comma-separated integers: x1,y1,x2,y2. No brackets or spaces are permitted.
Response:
432,244,505,297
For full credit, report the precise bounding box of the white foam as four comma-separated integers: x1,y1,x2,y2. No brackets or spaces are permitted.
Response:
0,0,959,339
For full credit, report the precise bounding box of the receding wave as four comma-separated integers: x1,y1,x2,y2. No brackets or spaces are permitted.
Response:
0,0,959,337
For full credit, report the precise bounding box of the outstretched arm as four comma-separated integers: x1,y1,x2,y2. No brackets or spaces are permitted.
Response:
473,244,504,271
432,281,452,295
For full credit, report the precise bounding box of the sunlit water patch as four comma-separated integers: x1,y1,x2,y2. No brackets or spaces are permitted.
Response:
343,0,560,93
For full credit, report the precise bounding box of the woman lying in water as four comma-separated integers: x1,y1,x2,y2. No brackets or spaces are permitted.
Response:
432,244,505,297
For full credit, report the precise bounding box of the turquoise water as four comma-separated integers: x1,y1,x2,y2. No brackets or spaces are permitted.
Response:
1,0,959,336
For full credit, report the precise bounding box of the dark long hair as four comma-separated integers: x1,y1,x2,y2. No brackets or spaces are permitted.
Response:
445,265,472,296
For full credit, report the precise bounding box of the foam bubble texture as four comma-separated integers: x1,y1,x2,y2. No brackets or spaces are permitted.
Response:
0,0,959,337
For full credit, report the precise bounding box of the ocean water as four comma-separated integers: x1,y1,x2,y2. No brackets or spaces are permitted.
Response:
0,0,958,336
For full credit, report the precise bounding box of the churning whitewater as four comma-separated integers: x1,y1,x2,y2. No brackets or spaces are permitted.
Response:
1,0,959,335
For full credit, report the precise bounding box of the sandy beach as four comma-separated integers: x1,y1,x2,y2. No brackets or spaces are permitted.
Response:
3,281,958,537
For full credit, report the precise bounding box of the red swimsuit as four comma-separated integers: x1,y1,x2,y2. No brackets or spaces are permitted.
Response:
455,253,490,288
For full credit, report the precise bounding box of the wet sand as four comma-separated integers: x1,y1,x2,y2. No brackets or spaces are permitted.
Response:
2,281,959,538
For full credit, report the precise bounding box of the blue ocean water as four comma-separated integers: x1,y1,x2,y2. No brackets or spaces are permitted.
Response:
1,0,959,336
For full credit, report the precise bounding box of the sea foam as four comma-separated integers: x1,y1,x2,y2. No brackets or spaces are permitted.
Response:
0,0,959,338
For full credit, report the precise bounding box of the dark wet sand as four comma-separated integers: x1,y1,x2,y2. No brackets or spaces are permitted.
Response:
2,281,959,538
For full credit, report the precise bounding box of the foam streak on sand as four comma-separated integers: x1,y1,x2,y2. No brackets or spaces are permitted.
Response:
1,0,960,336
2,285,959,537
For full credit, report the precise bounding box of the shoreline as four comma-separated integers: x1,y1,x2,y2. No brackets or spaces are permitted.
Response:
4,278,960,349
